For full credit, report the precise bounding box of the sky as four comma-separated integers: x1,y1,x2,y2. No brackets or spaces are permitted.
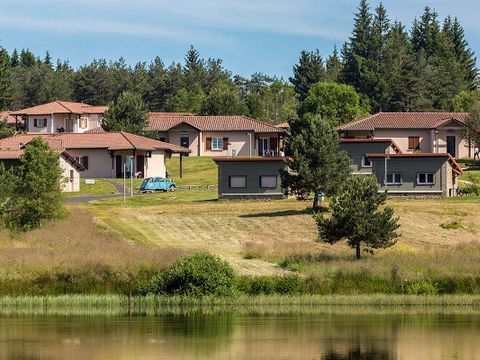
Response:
0,0,479,79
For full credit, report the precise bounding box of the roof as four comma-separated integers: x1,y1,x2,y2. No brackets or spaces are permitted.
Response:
83,127,106,133
366,153,463,175
340,138,403,154
0,111,19,125
275,122,290,129
338,112,468,131
0,149,24,159
10,101,107,116
146,113,284,133
0,132,190,153
213,156,285,163
0,148,84,171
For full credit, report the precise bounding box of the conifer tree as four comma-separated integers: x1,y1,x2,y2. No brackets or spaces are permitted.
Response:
0,48,12,110
289,50,326,101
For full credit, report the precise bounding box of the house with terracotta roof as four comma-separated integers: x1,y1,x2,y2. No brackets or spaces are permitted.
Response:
146,113,286,157
0,132,190,179
10,101,108,134
337,112,472,158
0,146,85,192
339,138,462,197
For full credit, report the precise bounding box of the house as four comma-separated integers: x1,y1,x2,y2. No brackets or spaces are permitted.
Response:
146,113,286,157
337,112,472,158
339,138,462,197
0,148,84,192
213,157,286,199
10,101,108,134
0,132,190,179
0,111,22,130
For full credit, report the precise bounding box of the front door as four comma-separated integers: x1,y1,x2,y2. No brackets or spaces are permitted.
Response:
180,137,189,148
65,118,74,132
447,136,456,157
136,155,145,178
115,156,123,178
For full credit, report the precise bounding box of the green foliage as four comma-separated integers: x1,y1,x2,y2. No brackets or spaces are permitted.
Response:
299,82,368,125
439,220,463,230
200,80,247,115
0,138,65,232
0,48,12,110
454,90,480,112
0,118,14,139
289,49,326,101
463,102,480,147
282,118,351,208
147,253,237,297
102,91,148,134
169,83,206,113
314,176,400,259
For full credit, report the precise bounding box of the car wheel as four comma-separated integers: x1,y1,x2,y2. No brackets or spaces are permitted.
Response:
169,185,176,192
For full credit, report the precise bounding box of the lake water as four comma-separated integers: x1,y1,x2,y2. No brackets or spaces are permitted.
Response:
1,312,479,359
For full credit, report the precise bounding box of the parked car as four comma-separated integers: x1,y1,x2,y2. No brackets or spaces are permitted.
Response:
139,177,176,193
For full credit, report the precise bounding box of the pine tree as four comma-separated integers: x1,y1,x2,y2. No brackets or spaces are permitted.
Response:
184,46,206,89
0,48,12,110
289,49,326,101
314,175,399,259
10,49,20,68
325,45,342,82
145,57,168,111
102,91,148,134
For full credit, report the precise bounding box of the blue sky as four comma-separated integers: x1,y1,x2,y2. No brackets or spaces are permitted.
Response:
0,0,479,79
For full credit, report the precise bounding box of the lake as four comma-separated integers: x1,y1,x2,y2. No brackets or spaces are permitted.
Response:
0,312,479,359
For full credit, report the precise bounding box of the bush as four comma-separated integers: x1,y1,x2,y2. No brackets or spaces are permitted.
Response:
274,275,306,294
149,253,236,297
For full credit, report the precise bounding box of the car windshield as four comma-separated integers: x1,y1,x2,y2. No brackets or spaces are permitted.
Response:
141,178,151,186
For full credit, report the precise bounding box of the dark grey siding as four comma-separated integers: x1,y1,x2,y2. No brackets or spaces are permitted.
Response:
217,160,285,199
339,142,390,174
371,157,446,194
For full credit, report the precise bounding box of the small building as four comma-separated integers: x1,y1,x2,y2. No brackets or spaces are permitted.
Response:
0,132,190,179
337,112,472,158
0,149,84,192
213,157,286,199
146,113,286,157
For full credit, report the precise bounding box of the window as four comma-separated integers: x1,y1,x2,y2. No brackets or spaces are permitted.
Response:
69,170,75,181
79,117,88,129
361,157,372,167
260,175,277,188
417,173,434,185
212,138,224,151
33,118,47,128
386,173,402,185
408,136,420,150
75,156,89,170
229,176,246,188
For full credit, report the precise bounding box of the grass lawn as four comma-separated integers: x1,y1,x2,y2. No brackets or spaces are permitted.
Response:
63,178,118,197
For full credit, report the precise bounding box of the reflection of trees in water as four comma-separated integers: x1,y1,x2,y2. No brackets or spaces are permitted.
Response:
322,349,395,359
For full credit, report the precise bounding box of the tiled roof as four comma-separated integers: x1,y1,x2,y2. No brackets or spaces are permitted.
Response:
0,147,84,171
0,149,24,159
83,127,106,133
338,112,468,131
0,111,18,125
146,113,284,133
0,132,190,153
10,101,107,116
366,152,463,174
275,122,290,129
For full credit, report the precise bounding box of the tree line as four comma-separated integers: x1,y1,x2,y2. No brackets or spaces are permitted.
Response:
0,1,478,126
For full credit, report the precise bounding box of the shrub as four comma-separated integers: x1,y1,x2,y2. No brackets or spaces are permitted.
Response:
440,220,463,230
150,253,236,297
241,276,276,295
274,275,306,295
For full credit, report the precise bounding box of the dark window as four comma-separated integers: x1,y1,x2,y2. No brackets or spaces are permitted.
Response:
386,173,402,184
408,136,420,150
260,175,277,188
417,173,434,185
362,157,372,167
229,176,246,188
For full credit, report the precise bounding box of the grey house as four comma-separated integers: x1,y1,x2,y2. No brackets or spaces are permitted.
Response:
340,138,463,197
213,157,286,199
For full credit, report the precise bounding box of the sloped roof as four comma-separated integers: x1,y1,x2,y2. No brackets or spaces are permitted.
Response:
0,147,84,171
275,122,290,129
83,127,106,133
366,153,463,175
10,101,107,116
0,149,24,159
0,132,190,153
146,113,284,133
338,112,468,131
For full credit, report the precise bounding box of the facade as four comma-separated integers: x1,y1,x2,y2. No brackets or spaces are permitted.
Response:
0,149,84,192
213,157,286,199
0,132,190,179
146,113,286,157
338,112,472,158
10,101,107,134
339,138,462,197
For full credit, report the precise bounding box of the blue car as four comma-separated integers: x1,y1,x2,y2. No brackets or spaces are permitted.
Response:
139,176,176,193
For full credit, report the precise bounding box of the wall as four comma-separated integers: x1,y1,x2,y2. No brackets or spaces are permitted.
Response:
167,125,200,156
25,114,103,133
374,129,432,153
145,151,166,178
26,115,52,133
371,157,446,194
201,131,255,157
339,142,390,174
217,160,285,198
59,156,81,192
66,148,114,178
435,129,471,158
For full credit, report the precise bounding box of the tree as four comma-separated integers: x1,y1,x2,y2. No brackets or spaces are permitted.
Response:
169,83,206,113
314,175,399,259
184,46,206,89
200,80,247,115
0,48,12,110
0,118,14,139
453,90,480,112
299,82,368,126
102,91,148,134
325,46,342,82
0,138,65,232
289,50,326,101
282,117,352,209
463,102,480,149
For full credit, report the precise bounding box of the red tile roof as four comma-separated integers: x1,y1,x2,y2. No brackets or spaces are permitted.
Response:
0,111,19,125
83,127,106,133
366,153,463,174
0,149,24,159
0,147,84,171
275,122,290,129
338,112,468,131
0,132,190,153
10,101,107,116
146,113,284,133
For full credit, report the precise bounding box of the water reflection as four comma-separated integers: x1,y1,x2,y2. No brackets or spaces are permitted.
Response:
0,312,477,359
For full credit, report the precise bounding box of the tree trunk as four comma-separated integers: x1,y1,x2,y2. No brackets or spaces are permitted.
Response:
355,243,361,260
313,192,319,210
